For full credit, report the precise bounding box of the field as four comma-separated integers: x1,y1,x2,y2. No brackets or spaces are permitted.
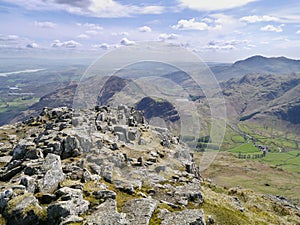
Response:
195,152,300,205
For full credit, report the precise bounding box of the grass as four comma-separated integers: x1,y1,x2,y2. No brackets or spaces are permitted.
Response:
257,151,300,174
228,142,260,154
199,201,251,225
231,135,245,143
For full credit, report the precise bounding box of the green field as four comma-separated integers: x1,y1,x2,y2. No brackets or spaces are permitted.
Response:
228,142,260,154
219,121,300,174
238,122,299,151
257,151,300,174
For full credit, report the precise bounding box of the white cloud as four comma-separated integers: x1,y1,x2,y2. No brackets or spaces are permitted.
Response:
77,34,90,39
89,1,164,17
240,15,279,23
26,42,39,48
92,43,110,50
0,34,19,41
172,18,209,30
172,15,239,32
112,32,129,36
85,30,100,35
177,0,258,11
2,0,165,18
159,33,179,41
76,23,103,30
51,40,81,48
139,26,152,32
203,39,251,51
261,24,284,32
120,38,135,46
34,21,56,29
204,44,235,50
210,14,239,31
296,30,300,34
0,34,31,49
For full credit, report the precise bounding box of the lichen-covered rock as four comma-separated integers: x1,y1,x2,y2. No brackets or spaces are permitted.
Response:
25,148,43,159
113,180,135,194
175,181,203,205
12,139,35,160
38,153,64,193
3,193,45,225
159,209,206,225
20,176,36,193
122,198,158,225
47,187,89,224
0,189,13,213
62,135,80,158
84,199,129,225
101,164,113,183
93,190,116,200
114,125,128,142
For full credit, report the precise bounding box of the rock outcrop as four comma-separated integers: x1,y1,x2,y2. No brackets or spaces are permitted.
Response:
0,105,203,225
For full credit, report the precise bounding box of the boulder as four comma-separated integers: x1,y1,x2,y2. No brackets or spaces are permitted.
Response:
0,156,12,166
128,128,141,141
114,125,128,142
46,141,62,155
38,153,64,193
4,193,45,225
0,189,13,213
75,133,93,153
62,135,80,158
175,181,203,204
25,149,43,160
20,176,36,193
113,180,135,194
12,139,36,160
84,199,129,225
47,187,89,224
159,209,206,225
122,198,158,225
101,165,113,183
93,190,116,200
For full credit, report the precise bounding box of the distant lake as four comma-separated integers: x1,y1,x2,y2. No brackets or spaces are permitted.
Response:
0,69,45,77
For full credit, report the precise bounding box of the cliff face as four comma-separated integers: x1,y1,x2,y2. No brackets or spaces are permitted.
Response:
0,106,299,225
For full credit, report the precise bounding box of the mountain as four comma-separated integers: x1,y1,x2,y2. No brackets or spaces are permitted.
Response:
135,96,180,133
221,73,300,140
212,55,300,80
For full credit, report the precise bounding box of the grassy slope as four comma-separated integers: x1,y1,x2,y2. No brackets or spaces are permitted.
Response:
196,152,300,205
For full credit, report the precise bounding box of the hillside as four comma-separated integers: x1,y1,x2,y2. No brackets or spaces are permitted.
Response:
0,106,299,224
221,73,300,125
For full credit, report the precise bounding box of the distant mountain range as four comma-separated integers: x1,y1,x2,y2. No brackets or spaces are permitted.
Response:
211,55,300,80
6,55,300,134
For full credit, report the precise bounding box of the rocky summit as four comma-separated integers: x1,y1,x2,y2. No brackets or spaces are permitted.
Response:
0,105,299,225
0,105,204,225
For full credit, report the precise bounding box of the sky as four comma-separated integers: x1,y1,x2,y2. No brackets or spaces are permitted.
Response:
1,0,300,62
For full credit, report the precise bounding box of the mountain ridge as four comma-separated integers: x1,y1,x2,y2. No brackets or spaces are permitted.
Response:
212,55,300,80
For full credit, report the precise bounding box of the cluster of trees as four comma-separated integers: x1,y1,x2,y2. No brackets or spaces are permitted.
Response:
238,151,266,159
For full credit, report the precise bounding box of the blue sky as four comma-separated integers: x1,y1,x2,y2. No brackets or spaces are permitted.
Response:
1,0,300,62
